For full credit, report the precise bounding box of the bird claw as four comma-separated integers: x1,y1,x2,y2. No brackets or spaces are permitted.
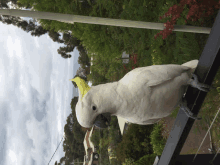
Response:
188,74,214,92
179,97,202,120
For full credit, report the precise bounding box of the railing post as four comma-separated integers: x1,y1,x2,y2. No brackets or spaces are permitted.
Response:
154,154,220,165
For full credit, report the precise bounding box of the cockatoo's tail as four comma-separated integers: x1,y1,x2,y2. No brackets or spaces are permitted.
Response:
69,77,91,100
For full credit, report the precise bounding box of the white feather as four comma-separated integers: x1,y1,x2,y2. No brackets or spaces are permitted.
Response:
76,60,198,127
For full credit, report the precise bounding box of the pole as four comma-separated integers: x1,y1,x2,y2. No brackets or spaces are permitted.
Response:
0,9,211,34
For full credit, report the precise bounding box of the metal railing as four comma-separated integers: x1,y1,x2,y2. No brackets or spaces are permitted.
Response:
154,9,220,165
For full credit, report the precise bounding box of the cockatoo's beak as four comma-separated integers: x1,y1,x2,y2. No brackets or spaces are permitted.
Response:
94,113,112,129
69,77,91,100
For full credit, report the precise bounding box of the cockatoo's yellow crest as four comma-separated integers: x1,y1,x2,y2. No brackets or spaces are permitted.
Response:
69,77,91,100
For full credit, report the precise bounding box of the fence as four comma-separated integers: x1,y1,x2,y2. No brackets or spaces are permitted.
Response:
153,9,220,165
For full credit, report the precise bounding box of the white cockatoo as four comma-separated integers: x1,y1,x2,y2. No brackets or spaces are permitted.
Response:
70,60,212,129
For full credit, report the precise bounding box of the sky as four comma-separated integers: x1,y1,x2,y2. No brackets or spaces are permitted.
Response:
0,7,89,165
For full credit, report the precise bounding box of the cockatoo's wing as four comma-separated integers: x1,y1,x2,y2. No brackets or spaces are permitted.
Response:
119,60,198,88
114,61,198,122
119,64,191,88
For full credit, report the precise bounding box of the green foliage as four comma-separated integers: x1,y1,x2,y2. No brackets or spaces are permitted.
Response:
150,30,201,65
19,0,207,85
173,32,200,65
150,123,166,156
122,158,135,165
109,116,122,143
115,124,154,162
98,137,111,165
70,97,78,110
90,129,100,147
62,113,85,164
71,0,180,79
73,125,85,143
18,0,215,83
134,154,157,165
89,65,110,85
77,45,91,68
110,158,122,165
169,106,179,119
18,0,93,32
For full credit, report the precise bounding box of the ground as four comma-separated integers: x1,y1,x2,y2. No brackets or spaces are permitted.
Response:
158,115,219,155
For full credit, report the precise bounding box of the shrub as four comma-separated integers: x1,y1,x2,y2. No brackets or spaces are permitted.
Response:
155,0,220,40
90,129,100,147
134,154,157,165
122,158,136,165
150,123,166,156
115,124,154,162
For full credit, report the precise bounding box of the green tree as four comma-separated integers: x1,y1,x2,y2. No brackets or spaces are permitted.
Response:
0,0,32,9
62,32,81,46
72,124,84,143
77,44,90,68
31,25,48,36
61,112,85,164
57,45,74,58
59,157,65,165
0,3,88,60
90,129,100,147
48,30,64,43
17,0,94,32
115,124,154,162
70,97,78,110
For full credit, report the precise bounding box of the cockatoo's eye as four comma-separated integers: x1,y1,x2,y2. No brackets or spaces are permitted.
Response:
92,106,96,111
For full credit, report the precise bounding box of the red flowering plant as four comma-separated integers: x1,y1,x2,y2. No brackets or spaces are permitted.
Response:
155,0,220,40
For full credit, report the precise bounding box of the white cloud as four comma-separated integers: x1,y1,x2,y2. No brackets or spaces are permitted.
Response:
8,150,17,164
0,60,6,100
34,37,40,48
25,116,49,162
57,118,62,133
0,15,81,165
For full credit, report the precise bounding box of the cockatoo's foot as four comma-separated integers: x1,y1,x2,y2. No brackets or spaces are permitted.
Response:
179,97,202,120
188,74,215,92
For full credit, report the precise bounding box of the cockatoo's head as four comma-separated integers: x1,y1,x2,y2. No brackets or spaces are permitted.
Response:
70,77,111,129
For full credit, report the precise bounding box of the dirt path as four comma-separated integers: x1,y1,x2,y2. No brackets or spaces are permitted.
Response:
158,116,216,155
